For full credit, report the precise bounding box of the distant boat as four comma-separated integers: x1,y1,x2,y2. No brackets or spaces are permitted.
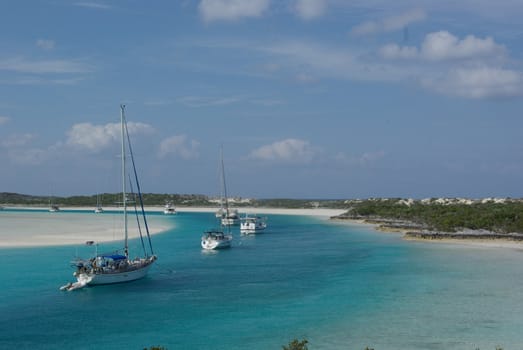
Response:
48,191,60,212
240,214,267,234
163,202,176,215
201,229,232,250
217,147,240,226
61,105,157,290
94,194,104,213
49,201,60,212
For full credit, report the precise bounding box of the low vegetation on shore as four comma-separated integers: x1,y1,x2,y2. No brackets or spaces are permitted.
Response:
0,192,345,209
333,198,523,235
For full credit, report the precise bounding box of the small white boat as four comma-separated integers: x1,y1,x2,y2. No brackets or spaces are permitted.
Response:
240,215,267,234
94,194,104,213
220,208,240,226
163,202,176,215
201,229,232,250
49,205,60,212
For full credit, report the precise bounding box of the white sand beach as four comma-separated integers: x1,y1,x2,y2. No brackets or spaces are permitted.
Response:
0,207,346,248
0,210,172,248
173,206,346,218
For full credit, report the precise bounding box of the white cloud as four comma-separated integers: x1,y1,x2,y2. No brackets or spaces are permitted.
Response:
335,150,386,166
158,135,200,159
1,134,63,165
263,41,355,78
7,148,48,165
73,2,111,10
0,57,92,74
177,95,242,107
199,0,270,22
360,150,386,163
36,39,55,50
380,31,505,61
0,116,10,125
249,138,316,163
293,0,327,20
422,66,523,99
1,133,33,148
207,33,519,99
376,31,518,98
66,122,154,152
421,31,505,61
351,8,426,36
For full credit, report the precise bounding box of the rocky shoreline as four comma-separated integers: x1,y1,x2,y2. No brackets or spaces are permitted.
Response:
331,215,523,245
403,231,523,241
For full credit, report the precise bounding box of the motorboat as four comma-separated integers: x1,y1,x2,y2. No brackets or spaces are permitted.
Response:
201,229,232,250
240,214,267,234
164,202,176,215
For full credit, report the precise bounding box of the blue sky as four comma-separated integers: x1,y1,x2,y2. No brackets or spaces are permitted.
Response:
1,0,523,199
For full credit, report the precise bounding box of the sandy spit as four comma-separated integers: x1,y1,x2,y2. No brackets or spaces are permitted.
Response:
0,206,346,248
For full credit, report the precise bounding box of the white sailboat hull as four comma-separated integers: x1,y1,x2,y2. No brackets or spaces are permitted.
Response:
221,217,240,226
201,236,232,250
78,257,156,285
240,223,266,234
240,216,267,234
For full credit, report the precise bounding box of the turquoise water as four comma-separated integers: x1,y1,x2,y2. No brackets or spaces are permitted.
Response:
1,211,523,349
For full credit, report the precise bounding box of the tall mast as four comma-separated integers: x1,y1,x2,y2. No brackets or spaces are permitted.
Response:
221,146,229,215
121,104,128,257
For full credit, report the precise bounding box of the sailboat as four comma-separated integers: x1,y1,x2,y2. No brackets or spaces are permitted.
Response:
94,193,104,213
217,147,239,226
201,147,233,250
49,197,60,212
61,105,157,290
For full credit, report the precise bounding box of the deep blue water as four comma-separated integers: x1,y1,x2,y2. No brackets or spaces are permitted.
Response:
1,211,523,349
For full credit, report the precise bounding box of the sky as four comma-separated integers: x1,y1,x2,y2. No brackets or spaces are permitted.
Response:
1,0,523,199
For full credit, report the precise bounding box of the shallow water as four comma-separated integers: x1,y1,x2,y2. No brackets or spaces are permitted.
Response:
1,211,522,349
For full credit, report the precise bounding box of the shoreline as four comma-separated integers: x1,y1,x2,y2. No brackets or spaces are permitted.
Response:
2,205,346,218
0,207,346,248
332,217,523,250
0,210,172,248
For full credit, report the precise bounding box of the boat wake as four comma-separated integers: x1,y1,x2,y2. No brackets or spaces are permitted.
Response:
60,275,92,291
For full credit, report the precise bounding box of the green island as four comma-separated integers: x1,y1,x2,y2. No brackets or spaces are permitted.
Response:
332,198,523,241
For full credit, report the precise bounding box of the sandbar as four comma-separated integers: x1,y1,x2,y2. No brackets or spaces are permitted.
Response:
0,207,346,248
0,210,172,248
